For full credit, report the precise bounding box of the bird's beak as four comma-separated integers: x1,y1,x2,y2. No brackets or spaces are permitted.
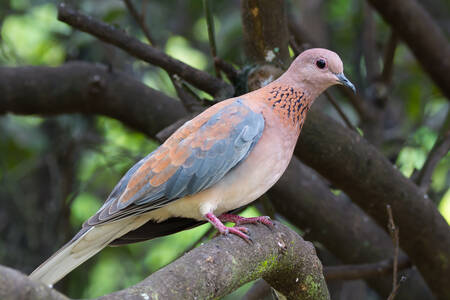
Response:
336,73,356,93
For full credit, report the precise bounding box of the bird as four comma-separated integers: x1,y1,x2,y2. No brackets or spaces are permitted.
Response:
30,48,355,285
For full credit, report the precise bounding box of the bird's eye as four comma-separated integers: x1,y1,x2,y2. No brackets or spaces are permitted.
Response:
316,59,326,69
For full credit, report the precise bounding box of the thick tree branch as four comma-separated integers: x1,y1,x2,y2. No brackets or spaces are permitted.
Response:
367,0,450,100
0,266,69,300
0,62,187,137
270,158,432,300
295,110,450,299
57,3,233,98
241,0,290,67
324,255,411,281
0,222,329,300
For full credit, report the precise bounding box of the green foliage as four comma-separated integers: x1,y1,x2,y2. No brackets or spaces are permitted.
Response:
0,3,69,65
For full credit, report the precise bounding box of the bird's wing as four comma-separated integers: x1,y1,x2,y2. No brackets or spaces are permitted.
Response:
85,99,265,226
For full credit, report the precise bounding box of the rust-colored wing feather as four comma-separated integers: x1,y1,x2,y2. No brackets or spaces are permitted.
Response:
85,99,265,226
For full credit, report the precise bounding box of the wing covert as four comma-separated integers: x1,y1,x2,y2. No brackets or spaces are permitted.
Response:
86,99,264,226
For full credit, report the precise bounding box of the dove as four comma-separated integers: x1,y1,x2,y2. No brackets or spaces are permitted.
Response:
30,48,355,285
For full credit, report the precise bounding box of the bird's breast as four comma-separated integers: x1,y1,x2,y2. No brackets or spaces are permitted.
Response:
202,109,300,216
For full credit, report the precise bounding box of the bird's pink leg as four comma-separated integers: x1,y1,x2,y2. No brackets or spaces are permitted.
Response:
218,213,274,227
205,212,251,241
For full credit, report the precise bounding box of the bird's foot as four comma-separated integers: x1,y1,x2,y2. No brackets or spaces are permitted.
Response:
205,212,251,242
218,213,274,227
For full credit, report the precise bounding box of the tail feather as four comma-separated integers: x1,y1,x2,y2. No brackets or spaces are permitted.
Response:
29,216,148,285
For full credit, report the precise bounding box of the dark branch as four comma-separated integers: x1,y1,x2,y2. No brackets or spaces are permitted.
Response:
324,255,411,281
415,110,450,193
0,62,187,137
296,110,450,299
381,32,399,85
57,3,233,98
324,91,358,133
122,0,156,46
367,0,450,100
241,0,291,68
0,222,329,300
269,158,432,299
386,205,401,299
203,0,221,78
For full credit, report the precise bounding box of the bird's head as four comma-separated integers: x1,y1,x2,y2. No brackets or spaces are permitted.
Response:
284,48,355,96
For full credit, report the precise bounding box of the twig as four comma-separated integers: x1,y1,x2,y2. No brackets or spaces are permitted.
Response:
337,86,369,121
324,91,358,133
386,204,402,300
123,0,156,46
57,3,233,98
415,110,450,193
214,57,239,84
324,255,411,281
362,4,379,81
122,0,200,107
172,75,205,113
289,36,303,57
381,32,398,85
203,0,221,78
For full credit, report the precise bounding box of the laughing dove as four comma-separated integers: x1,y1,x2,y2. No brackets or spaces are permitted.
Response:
30,48,355,285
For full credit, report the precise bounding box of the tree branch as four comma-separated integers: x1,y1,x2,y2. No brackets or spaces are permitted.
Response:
57,3,233,98
203,0,221,78
0,62,188,137
241,0,290,68
324,255,411,281
295,110,450,299
122,0,156,46
269,158,432,299
367,0,450,100
0,222,329,300
415,110,450,193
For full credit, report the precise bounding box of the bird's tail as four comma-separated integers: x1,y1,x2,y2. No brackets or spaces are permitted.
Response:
29,215,148,285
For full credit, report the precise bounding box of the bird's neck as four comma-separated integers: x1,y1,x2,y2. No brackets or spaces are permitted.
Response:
258,82,313,130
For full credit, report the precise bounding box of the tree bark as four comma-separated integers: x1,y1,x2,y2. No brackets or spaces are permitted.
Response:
0,62,187,137
0,222,329,300
296,110,450,300
270,158,434,299
241,0,291,68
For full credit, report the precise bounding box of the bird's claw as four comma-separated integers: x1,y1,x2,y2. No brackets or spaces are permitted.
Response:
219,214,274,228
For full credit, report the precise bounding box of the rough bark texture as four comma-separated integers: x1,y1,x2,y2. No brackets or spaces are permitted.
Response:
0,222,329,300
241,0,290,67
295,110,450,300
0,266,69,300
270,157,433,299
0,62,187,137
367,0,450,100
